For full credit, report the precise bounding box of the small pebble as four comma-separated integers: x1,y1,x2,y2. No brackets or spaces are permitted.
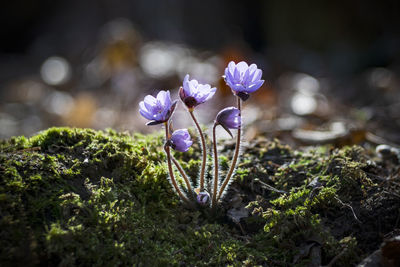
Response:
376,144,400,160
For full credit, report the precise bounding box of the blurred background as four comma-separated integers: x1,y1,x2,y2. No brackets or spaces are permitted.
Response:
1,0,400,147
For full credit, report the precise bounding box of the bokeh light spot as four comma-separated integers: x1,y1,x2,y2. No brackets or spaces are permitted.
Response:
40,56,71,86
291,92,317,115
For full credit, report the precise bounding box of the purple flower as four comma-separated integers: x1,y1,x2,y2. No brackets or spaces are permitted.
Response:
179,74,216,109
196,191,210,206
224,61,264,101
169,129,193,152
215,107,241,138
139,90,177,125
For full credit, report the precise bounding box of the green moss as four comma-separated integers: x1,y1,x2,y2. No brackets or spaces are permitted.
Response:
0,128,266,265
0,128,397,266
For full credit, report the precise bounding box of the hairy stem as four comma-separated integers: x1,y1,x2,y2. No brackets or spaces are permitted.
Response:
164,122,190,204
189,110,207,191
217,97,241,200
211,123,219,210
171,156,192,194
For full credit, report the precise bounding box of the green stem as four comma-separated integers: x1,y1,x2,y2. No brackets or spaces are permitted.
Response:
217,97,241,200
189,110,207,192
211,123,219,210
164,122,190,204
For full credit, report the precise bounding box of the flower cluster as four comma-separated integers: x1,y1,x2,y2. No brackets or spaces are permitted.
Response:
139,61,264,209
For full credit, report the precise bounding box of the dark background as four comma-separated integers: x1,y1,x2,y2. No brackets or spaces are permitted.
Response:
1,0,399,143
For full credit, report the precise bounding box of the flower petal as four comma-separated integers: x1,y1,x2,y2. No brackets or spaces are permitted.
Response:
251,69,262,83
156,90,167,105
225,64,236,84
247,80,264,92
232,83,245,92
203,87,216,102
143,95,157,111
236,61,249,74
183,74,191,95
188,80,198,95
139,107,154,120
242,68,251,85
248,64,258,74
233,66,241,81
227,61,236,74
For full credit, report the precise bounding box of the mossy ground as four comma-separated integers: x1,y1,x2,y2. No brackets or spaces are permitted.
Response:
1,127,399,266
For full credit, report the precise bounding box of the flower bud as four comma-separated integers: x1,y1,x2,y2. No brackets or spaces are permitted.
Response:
215,107,241,138
168,129,193,152
196,191,210,206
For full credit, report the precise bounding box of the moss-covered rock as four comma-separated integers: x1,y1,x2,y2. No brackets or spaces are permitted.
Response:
1,127,399,266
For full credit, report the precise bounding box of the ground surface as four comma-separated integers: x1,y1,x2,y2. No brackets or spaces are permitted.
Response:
1,127,399,266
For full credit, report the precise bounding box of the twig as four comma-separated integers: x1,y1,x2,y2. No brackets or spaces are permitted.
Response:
235,221,246,235
172,248,183,255
364,171,386,181
382,190,400,199
334,197,361,223
255,179,287,194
